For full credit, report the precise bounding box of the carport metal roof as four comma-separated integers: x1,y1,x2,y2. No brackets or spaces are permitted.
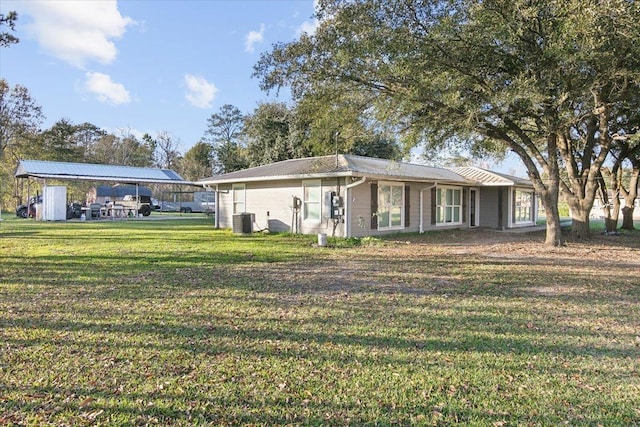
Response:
15,159,196,186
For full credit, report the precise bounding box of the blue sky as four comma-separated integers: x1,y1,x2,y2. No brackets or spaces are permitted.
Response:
1,0,524,175
1,0,317,153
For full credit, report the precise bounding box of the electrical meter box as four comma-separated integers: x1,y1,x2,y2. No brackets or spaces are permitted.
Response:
324,191,343,219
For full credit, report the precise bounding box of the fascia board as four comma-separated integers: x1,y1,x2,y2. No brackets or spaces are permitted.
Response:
21,173,198,186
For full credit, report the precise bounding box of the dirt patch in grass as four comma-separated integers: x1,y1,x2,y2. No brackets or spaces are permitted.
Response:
381,228,640,264
229,228,640,299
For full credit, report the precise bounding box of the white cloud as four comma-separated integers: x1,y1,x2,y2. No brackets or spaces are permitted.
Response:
85,72,131,105
184,74,217,109
296,19,319,36
245,24,265,53
24,0,134,68
296,0,320,36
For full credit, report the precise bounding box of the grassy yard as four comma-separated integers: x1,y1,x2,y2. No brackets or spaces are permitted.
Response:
0,217,638,426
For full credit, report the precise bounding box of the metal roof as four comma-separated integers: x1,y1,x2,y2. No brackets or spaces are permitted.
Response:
198,154,470,185
15,160,192,185
94,185,153,197
451,167,533,187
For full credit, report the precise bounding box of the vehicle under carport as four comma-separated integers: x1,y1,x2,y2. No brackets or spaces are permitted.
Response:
14,159,200,220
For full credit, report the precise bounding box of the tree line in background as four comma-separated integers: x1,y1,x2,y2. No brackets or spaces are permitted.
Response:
2,2,640,245
0,77,403,212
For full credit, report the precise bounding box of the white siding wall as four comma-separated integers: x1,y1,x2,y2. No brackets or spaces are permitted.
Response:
216,179,523,236
215,179,343,235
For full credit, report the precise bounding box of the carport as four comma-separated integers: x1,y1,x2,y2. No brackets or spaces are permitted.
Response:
14,159,199,220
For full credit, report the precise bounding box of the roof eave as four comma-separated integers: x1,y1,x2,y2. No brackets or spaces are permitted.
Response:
198,171,473,186
19,173,198,186
198,171,356,185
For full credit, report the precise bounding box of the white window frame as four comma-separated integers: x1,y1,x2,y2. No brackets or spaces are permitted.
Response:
302,179,322,223
513,188,534,224
232,184,245,214
436,186,463,226
377,181,405,230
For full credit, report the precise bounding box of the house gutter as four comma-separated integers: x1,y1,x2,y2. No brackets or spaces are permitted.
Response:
419,182,438,233
344,177,368,238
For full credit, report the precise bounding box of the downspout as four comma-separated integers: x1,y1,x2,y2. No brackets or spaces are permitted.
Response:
419,182,438,233
214,184,219,229
42,179,47,221
344,177,367,238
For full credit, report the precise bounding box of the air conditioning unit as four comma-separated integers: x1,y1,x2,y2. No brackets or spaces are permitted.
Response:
232,213,254,234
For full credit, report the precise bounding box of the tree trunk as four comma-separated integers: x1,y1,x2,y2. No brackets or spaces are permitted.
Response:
620,169,638,230
621,205,635,230
609,195,621,233
569,206,591,239
539,192,564,246
544,209,564,246
597,169,617,233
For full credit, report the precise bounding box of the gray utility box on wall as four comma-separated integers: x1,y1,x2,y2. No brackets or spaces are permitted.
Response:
232,213,254,234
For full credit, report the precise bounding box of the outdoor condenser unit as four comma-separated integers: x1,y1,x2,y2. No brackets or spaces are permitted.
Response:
232,213,254,234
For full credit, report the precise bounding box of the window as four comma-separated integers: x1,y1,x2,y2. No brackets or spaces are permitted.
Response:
436,187,462,225
514,189,534,223
378,182,404,229
302,180,321,222
232,184,245,214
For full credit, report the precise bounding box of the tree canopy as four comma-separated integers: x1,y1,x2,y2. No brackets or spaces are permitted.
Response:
0,11,19,48
204,104,249,174
0,79,44,161
180,141,214,181
255,0,640,245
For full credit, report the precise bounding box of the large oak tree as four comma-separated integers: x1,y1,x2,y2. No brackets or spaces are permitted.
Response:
255,0,640,245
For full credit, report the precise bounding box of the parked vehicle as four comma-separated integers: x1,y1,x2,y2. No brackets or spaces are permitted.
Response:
15,195,42,218
161,191,215,213
120,195,152,216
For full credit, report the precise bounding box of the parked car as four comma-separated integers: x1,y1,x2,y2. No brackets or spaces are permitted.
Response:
15,195,42,218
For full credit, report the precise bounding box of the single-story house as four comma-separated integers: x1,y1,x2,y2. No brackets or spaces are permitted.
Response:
197,154,537,237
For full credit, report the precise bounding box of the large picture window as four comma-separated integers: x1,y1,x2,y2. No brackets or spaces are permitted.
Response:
232,184,245,214
436,187,462,225
514,189,534,223
302,180,321,222
378,182,404,229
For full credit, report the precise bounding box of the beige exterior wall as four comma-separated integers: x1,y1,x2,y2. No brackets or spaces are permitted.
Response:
346,182,373,237
478,187,501,229
215,178,345,236
214,177,534,237
347,181,455,237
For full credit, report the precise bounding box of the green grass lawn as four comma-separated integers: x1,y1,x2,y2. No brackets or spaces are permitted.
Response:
0,217,638,426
